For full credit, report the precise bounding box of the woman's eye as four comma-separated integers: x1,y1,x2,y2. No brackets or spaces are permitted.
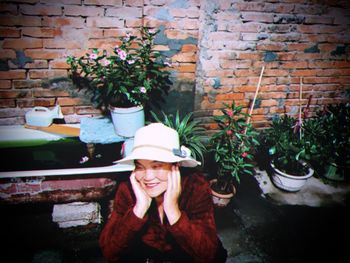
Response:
135,166,144,171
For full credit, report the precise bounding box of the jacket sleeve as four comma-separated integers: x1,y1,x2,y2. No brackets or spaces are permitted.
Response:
99,181,147,262
167,174,218,263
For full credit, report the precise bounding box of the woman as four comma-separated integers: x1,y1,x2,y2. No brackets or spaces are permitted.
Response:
99,123,227,263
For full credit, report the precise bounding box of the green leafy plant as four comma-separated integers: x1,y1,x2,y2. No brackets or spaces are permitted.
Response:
260,114,314,176
209,101,259,194
312,103,350,180
150,111,207,165
66,27,172,111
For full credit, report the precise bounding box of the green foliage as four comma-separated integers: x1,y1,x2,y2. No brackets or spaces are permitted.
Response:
150,111,207,165
313,103,350,178
209,101,259,193
261,115,310,176
66,27,172,111
259,103,350,180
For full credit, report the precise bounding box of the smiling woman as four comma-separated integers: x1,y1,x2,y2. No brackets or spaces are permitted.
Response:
99,123,227,263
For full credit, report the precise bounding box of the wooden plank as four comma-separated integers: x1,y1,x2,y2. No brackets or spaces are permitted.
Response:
24,124,80,137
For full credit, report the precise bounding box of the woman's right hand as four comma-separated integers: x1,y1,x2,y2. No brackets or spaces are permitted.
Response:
130,172,152,219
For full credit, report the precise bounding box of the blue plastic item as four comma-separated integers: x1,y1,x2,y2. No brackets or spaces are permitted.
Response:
79,117,124,144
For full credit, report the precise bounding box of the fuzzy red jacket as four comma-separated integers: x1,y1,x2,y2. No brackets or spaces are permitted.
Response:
99,172,219,263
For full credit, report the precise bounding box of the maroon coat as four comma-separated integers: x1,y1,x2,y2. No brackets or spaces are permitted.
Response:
99,172,223,263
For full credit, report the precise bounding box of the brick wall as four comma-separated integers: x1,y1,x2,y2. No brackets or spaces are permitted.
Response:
0,0,200,124
0,0,349,129
196,0,350,129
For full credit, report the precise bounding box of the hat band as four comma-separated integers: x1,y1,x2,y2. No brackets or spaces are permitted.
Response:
133,144,174,155
132,144,188,158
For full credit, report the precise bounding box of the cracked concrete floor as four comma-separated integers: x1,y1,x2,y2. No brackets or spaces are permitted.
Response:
215,172,350,263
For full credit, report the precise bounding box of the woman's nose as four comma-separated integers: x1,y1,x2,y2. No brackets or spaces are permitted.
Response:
144,169,155,180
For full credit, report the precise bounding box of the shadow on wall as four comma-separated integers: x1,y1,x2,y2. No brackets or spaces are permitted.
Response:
148,80,196,120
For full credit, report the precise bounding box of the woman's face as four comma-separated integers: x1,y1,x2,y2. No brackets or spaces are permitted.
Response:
134,159,173,198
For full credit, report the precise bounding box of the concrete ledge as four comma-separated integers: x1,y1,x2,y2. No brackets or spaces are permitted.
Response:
254,169,350,207
52,201,101,228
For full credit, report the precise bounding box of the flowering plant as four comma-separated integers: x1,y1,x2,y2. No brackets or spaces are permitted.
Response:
209,101,259,194
66,27,172,111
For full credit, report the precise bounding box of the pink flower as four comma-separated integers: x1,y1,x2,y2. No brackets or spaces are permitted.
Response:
241,152,248,158
117,49,127,60
89,53,98,60
139,87,147,93
101,58,111,66
127,60,135,64
226,130,232,136
227,110,233,117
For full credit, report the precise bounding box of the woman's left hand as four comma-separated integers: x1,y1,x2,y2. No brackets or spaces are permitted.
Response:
164,164,182,225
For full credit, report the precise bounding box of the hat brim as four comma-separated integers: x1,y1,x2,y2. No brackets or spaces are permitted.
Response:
115,146,200,167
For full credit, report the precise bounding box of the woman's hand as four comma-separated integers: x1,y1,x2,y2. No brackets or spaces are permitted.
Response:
130,172,152,219
164,164,182,225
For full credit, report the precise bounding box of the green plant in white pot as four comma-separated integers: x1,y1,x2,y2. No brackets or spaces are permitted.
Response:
260,114,315,192
66,27,172,137
209,102,259,207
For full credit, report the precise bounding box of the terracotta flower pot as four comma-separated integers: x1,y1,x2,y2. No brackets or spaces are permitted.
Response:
209,179,236,208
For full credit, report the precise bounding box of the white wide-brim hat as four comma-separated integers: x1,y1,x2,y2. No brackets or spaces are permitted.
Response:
115,123,200,167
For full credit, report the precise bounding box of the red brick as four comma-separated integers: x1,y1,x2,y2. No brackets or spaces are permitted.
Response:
0,99,16,108
177,63,196,73
43,39,81,49
216,93,244,101
13,79,42,89
33,89,70,97
57,97,83,106
42,17,84,28
84,0,123,5
22,27,62,38
0,80,11,89
87,17,124,28
281,61,308,69
17,99,34,108
20,4,62,16
2,38,43,49
241,12,274,23
0,15,41,27
33,98,56,106
106,7,142,18
0,90,32,99
172,52,196,63
24,60,48,69
49,60,71,69
0,70,26,80
25,49,64,60
257,42,286,51
29,69,67,79
0,183,17,195
0,28,21,38
64,6,104,16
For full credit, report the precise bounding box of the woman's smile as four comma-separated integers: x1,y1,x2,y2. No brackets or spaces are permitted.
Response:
134,160,172,197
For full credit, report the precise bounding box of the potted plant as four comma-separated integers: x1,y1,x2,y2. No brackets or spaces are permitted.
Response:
150,111,207,165
311,103,350,181
66,27,172,137
209,101,259,207
260,114,315,192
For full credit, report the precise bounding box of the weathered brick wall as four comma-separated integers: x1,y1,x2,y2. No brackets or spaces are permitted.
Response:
0,0,200,125
196,0,350,129
0,0,350,129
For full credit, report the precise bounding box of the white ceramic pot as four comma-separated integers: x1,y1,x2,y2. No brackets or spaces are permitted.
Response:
110,105,145,138
270,160,314,192
209,179,236,208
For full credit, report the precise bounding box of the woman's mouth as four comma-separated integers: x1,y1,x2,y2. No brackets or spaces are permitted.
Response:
145,182,159,189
